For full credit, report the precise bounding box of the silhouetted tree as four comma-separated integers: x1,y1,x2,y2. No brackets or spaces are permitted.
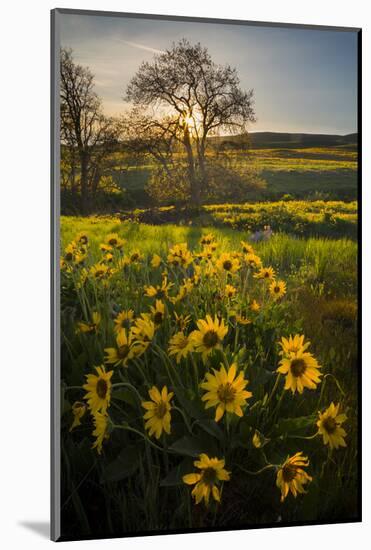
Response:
60,48,121,213
125,39,260,206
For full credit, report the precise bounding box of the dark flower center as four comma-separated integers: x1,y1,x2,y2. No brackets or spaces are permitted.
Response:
73,401,85,413
65,252,73,262
156,289,166,299
120,319,131,329
118,344,130,359
155,401,168,419
282,464,297,482
79,236,88,244
323,417,337,434
217,382,236,404
177,336,189,349
202,467,217,485
274,286,281,293
109,238,118,246
96,379,108,399
203,330,219,348
154,312,163,325
264,271,270,278
95,269,104,278
223,260,232,271
131,253,139,262
290,358,307,377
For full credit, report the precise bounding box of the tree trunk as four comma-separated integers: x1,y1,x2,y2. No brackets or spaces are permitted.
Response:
198,139,207,192
70,149,78,206
80,151,90,215
183,127,200,207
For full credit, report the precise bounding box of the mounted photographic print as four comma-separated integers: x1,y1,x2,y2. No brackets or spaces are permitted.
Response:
51,8,361,542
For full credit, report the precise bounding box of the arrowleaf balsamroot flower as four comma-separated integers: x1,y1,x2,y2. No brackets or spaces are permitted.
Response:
168,331,194,363
105,233,125,249
198,245,215,260
114,309,135,334
254,266,276,280
167,243,193,267
200,233,215,246
151,254,162,268
75,231,89,246
131,315,155,352
191,315,228,361
150,300,166,326
240,240,254,254
245,253,262,269
76,311,101,334
105,329,137,367
92,412,109,454
63,242,77,263
224,284,237,299
276,452,312,502
69,401,87,432
144,277,173,299
279,334,311,356
129,249,143,264
174,312,191,331
142,386,173,439
83,365,113,414
90,262,110,281
216,252,240,274
269,279,287,300
183,454,230,506
317,402,347,449
277,349,322,394
235,312,252,325
250,299,261,312
201,363,252,422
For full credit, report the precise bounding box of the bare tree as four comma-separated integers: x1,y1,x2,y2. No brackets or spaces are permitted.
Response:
60,48,122,213
125,39,259,206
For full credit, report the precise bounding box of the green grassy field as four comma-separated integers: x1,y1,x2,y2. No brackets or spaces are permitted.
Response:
61,215,357,287
111,146,358,205
116,200,357,240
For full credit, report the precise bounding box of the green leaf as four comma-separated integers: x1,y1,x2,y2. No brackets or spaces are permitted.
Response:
250,366,274,388
101,445,141,482
233,347,247,364
160,458,193,487
169,434,219,457
195,418,225,442
173,386,204,420
112,388,137,408
274,415,316,436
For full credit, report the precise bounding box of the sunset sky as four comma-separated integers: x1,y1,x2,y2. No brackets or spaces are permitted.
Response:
60,12,358,135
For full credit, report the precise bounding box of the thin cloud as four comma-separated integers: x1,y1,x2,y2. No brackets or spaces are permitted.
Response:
113,38,165,55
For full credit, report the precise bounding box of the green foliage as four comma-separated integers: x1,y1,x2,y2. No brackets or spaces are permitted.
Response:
60,216,358,536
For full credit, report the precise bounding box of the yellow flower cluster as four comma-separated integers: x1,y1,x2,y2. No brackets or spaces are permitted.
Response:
62,230,348,506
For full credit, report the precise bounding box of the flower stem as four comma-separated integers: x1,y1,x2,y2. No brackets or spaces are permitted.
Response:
236,463,275,476
112,424,172,454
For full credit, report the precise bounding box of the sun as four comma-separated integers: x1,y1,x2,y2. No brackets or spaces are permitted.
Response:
179,109,203,136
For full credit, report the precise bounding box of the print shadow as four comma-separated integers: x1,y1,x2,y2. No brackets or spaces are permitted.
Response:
18,521,50,539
